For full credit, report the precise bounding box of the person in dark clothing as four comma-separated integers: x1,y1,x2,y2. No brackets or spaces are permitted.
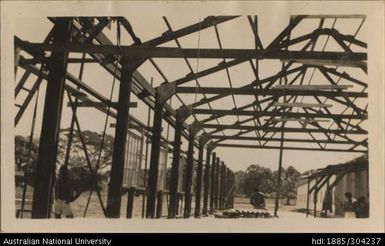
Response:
355,197,369,218
342,192,357,218
54,165,81,218
322,189,333,216
250,188,266,209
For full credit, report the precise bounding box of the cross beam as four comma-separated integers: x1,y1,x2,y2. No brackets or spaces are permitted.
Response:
176,87,367,98
142,16,240,47
192,109,367,120
210,136,368,146
25,41,367,61
197,124,368,134
215,144,367,153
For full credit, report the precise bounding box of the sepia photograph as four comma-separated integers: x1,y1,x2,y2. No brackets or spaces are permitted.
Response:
1,0,384,233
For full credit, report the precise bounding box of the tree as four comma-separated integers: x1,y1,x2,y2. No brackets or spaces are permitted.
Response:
15,129,114,191
239,164,274,196
234,171,247,195
272,166,301,205
56,129,114,191
15,135,39,186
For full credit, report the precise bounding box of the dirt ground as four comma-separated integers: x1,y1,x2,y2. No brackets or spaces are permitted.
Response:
15,185,296,218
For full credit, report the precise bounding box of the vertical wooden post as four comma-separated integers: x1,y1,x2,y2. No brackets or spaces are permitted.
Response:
214,157,220,210
146,101,163,218
274,127,285,217
230,171,235,208
194,142,204,217
314,177,319,218
168,121,183,218
209,152,216,213
202,145,212,215
146,83,174,218
168,106,191,218
183,127,195,218
306,177,310,218
219,162,225,210
31,18,72,218
126,187,135,218
224,167,229,209
325,178,330,217
106,56,135,218
180,193,184,215
156,190,164,218
175,193,180,216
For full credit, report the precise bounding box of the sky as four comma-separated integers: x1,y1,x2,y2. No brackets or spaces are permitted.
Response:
13,8,368,173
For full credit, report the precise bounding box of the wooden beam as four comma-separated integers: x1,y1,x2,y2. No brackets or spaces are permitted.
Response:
269,118,330,123
31,18,72,219
273,102,333,108
209,152,216,213
146,100,163,218
19,57,99,64
198,124,368,134
322,67,367,87
192,109,367,120
283,59,366,69
15,70,32,97
47,19,192,140
308,176,327,194
106,57,135,218
190,65,305,106
294,14,366,19
143,16,240,47
20,63,150,134
176,86,367,98
215,144,367,153
66,101,137,108
26,41,367,61
209,136,367,146
15,77,42,126
272,84,353,90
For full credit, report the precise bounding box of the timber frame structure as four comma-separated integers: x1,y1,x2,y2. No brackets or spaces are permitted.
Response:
14,15,368,219
303,155,368,218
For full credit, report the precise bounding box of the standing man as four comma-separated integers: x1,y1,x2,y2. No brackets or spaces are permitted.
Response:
355,197,369,218
54,165,82,218
250,187,266,209
342,192,357,218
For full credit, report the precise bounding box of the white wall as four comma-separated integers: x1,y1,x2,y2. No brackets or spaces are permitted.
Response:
296,176,336,214
296,170,369,216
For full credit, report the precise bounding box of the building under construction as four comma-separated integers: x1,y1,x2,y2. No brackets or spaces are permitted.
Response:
13,15,368,219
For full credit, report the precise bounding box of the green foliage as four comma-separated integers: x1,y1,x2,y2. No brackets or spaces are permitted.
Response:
15,136,39,185
241,165,274,196
236,164,301,202
69,166,104,192
15,129,114,191
234,170,247,195
272,166,301,203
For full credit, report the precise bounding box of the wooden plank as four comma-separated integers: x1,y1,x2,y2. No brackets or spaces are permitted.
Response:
295,15,366,19
269,118,330,123
199,124,368,134
106,57,134,218
215,144,367,153
143,16,240,47
15,70,32,97
192,109,367,120
273,102,333,108
272,84,353,90
66,101,137,108
176,86,367,98
283,59,366,69
26,42,367,60
31,18,72,219
210,136,367,146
